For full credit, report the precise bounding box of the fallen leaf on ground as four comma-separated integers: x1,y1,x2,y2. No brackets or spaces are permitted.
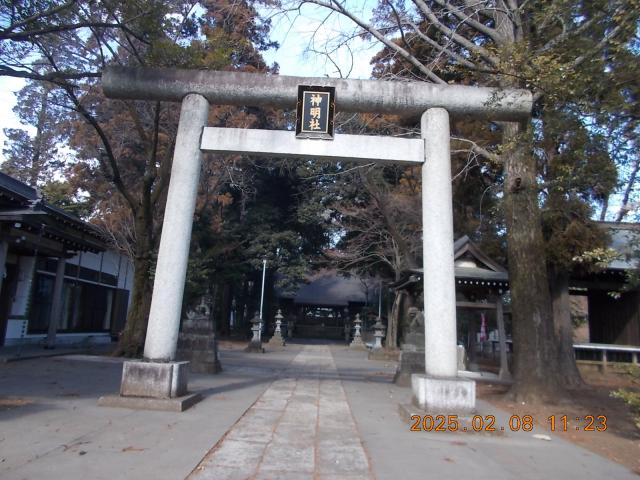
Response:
0,397,32,407
121,446,145,452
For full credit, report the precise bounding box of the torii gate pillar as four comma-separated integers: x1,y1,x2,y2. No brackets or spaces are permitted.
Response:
99,94,209,412
415,108,475,411
144,93,209,361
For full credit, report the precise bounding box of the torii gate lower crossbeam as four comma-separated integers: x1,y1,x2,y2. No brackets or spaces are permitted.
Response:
100,67,531,412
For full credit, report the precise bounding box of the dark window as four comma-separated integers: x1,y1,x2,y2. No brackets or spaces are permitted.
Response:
37,257,57,273
100,272,118,286
40,259,119,287
64,263,78,277
29,274,114,333
79,266,99,282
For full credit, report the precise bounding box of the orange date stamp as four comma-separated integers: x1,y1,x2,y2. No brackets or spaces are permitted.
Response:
409,414,608,432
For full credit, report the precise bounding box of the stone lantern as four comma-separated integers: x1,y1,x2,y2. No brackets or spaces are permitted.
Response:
245,311,264,353
349,313,365,350
372,317,386,350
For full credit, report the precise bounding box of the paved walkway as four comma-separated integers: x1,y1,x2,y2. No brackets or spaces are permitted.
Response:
2,342,638,479
0,346,294,480
189,345,373,480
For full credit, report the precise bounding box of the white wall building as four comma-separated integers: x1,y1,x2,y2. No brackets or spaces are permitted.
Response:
0,172,133,347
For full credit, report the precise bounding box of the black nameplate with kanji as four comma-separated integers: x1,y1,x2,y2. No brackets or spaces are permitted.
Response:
295,85,335,140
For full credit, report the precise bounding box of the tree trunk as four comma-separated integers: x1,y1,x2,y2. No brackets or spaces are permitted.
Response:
615,156,640,222
387,289,405,349
599,195,609,221
114,253,153,357
114,210,156,357
502,122,565,402
549,269,583,388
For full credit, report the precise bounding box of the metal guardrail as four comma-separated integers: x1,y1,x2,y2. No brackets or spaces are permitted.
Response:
486,340,639,368
573,343,640,368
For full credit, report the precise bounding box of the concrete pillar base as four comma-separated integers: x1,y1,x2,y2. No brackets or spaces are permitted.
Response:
98,392,202,412
120,360,190,398
411,374,476,413
99,360,201,412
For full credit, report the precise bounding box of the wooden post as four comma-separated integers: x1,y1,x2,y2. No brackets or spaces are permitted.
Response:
45,257,66,349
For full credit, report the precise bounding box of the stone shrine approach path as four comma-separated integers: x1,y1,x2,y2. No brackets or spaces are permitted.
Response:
188,345,373,480
1,343,638,480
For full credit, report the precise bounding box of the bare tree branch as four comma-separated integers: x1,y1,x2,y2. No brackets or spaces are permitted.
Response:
432,0,503,43
0,21,146,42
537,13,601,54
572,24,622,69
411,0,500,66
405,18,481,70
2,1,77,35
300,0,446,83
0,65,101,82
451,136,501,163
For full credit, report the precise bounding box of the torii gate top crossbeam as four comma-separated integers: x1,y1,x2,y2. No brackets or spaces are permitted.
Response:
103,67,532,121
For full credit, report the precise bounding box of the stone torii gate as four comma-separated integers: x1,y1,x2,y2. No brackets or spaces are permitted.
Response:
99,67,531,412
